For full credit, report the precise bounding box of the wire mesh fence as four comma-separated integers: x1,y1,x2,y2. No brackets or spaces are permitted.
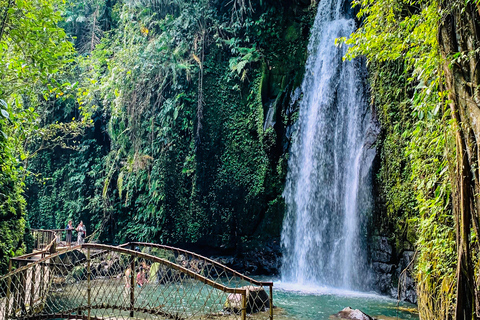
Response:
124,243,273,316
0,243,273,320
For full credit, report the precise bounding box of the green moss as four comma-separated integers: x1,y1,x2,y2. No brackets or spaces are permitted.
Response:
369,60,417,251
285,23,301,42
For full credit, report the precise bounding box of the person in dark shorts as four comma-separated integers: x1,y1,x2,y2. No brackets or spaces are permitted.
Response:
65,220,74,245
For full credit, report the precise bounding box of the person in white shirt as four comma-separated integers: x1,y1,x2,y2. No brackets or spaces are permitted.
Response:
76,221,86,245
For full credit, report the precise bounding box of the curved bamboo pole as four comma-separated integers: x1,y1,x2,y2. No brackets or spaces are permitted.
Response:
126,242,274,287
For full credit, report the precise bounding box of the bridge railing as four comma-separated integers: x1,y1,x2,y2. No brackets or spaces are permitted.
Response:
31,229,61,252
124,242,274,318
9,229,64,271
0,243,274,320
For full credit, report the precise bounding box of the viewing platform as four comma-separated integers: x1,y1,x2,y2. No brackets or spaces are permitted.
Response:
1,230,274,320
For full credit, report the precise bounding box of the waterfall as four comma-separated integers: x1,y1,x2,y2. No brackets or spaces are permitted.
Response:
281,0,375,290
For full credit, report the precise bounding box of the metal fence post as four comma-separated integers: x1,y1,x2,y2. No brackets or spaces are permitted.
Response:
87,248,91,320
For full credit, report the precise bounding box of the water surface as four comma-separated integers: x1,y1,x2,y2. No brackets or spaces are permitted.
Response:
273,281,419,320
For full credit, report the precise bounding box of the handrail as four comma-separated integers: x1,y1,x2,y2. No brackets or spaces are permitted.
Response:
11,229,59,264
31,229,58,251
126,241,274,287
10,237,274,287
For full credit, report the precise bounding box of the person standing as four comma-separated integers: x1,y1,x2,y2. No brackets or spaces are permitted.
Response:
76,221,86,245
136,266,147,288
65,220,74,246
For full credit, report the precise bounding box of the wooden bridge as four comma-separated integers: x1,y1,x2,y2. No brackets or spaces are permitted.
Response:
0,230,274,320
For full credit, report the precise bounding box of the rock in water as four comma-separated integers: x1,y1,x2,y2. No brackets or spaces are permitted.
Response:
332,307,374,320
224,285,270,313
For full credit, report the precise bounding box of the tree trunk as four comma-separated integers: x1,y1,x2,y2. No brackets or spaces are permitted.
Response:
437,0,480,318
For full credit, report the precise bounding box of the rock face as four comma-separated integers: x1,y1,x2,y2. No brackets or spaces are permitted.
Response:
369,236,417,303
371,236,393,263
332,307,374,320
214,240,282,276
397,251,417,304
224,285,270,314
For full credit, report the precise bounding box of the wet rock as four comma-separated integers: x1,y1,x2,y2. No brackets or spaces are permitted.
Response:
57,250,86,265
332,307,374,320
370,236,392,263
213,241,282,276
396,251,417,304
244,285,270,312
224,285,270,314
371,261,395,295
369,241,417,303
369,237,397,297
372,262,394,274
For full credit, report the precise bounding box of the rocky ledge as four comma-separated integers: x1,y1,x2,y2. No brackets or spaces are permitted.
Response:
370,236,417,304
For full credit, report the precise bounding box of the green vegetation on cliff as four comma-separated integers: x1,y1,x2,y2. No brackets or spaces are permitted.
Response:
24,0,316,252
2,0,480,318
345,0,479,318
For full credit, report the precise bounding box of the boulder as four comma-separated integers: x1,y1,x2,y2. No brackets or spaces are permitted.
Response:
56,250,86,265
332,307,374,320
224,285,270,314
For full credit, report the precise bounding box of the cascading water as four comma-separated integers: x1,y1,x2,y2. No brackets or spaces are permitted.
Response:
281,0,376,291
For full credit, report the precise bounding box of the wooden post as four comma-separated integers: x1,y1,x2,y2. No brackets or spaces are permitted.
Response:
29,265,36,315
4,260,12,319
269,285,273,320
87,248,91,320
19,261,27,316
130,246,135,317
40,255,45,299
241,291,246,320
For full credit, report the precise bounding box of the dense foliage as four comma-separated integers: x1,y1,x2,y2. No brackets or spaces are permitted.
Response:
25,0,316,254
345,0,479,318
0,0,74,273
3,0,480,318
